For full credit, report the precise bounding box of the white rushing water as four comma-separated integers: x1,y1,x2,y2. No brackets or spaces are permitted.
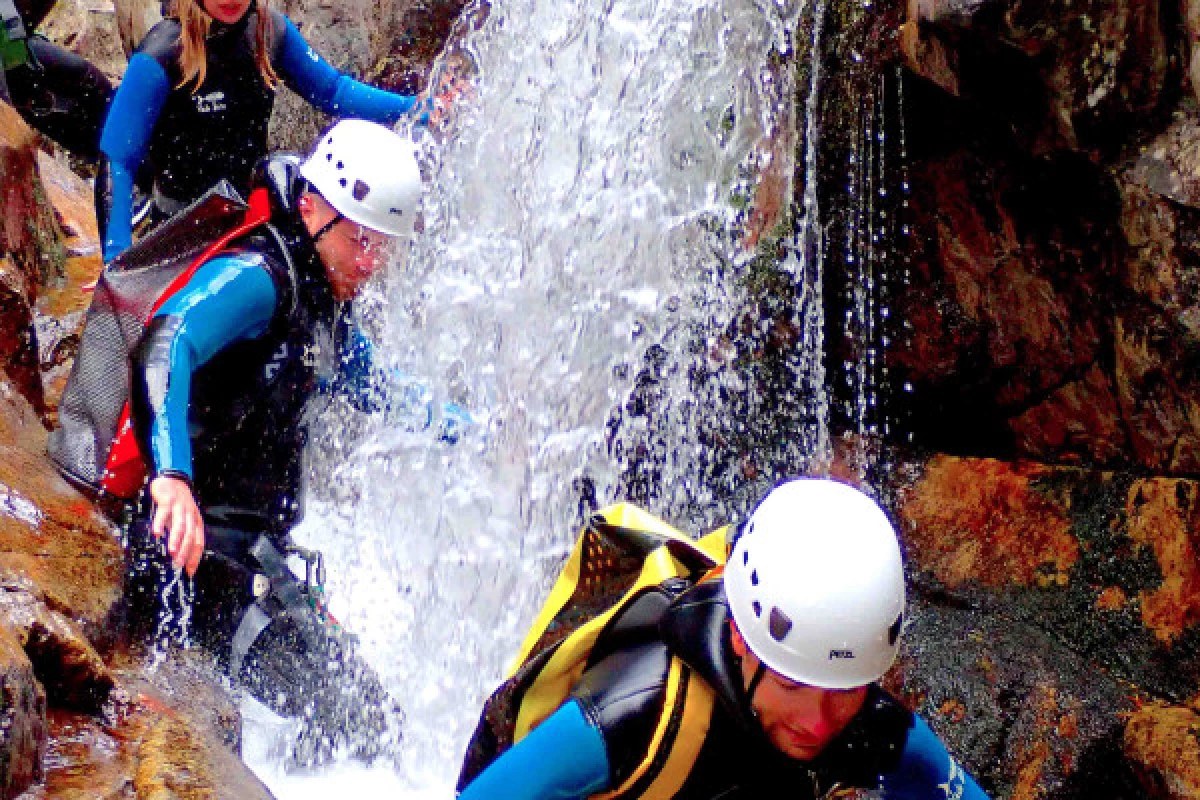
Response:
246,0,805,794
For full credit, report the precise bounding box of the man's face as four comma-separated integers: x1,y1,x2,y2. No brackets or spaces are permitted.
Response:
300,193,394,301
730,622,868,761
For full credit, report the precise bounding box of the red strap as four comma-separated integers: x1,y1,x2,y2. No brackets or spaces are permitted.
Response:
145,187,273,322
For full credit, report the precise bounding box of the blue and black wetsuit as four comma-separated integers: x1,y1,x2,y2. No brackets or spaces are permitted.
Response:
98,2,418,262
457,580,992,800
124,155,393,733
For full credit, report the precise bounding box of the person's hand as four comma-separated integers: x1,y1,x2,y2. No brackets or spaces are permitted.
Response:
415,71,472,129
149,475,205,576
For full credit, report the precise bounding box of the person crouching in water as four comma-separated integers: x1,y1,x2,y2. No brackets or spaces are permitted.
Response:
125,119,419,764
457,479,992,799
96,0,435,263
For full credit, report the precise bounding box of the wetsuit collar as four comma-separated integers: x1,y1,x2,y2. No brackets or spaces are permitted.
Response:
659,578,762,736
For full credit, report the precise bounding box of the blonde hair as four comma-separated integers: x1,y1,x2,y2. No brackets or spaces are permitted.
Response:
176,0,280,93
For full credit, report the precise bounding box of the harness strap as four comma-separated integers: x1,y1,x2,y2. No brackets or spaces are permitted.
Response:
229,602,272,680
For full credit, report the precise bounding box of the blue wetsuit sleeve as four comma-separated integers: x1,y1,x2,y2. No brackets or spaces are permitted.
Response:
330,323,390,413
880,715,991,800
458,700,611,800
98,52,170,262
138,258,278,478
274,17,416,124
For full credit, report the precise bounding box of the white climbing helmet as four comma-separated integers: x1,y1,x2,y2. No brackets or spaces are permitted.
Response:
725,478,906,690
300,119,422,237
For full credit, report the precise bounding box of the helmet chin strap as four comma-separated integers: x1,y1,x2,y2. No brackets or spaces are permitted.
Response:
312,212,344,243
745,660,767,717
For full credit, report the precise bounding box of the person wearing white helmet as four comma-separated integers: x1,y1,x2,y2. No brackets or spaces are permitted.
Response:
457,478,992,799
116,118,420,762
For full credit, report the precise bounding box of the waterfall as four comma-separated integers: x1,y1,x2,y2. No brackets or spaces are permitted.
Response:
235,0,903,795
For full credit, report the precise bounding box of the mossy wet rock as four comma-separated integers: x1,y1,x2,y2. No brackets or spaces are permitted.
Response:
894,454,1200,795
0,621,45,800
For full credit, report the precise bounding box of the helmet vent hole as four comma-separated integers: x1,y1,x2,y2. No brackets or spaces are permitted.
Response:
768,607,792,642
327,137,334,145
750,569,759,587
742,550,749,566
337,161,345,170
352,180,371,202
326,153,333,161
752,601,762,618
339,178,348,188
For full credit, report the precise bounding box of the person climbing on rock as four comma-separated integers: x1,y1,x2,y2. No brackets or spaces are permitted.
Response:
0,0,115,159
457,478,992,800
96,0,440,263
53,119,424,764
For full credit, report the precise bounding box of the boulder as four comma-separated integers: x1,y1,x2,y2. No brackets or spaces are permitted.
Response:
33,661,274,800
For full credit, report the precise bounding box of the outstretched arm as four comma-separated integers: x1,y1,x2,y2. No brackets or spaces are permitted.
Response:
130,256,279,574
458,700,611,800
880,715,991,800
274,17,418,124
97,52,169,262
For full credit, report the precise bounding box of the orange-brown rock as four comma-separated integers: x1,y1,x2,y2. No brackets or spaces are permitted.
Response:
898,455,1078,588
24,674,273,800
32,152,103,425
0,620,45,800
1124,702,1200,798
0,387,123,650
1125,479,1200,643
0,102,64,415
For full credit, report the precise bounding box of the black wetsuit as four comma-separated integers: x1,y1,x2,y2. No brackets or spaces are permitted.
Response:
1,0,113,159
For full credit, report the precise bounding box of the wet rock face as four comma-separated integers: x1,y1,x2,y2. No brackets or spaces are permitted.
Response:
894,0,1200,475
268,0,472,152
0,391,123,648
903,0,1176,156
0,622,45,800
0,103,64,417
897,455,1200,794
